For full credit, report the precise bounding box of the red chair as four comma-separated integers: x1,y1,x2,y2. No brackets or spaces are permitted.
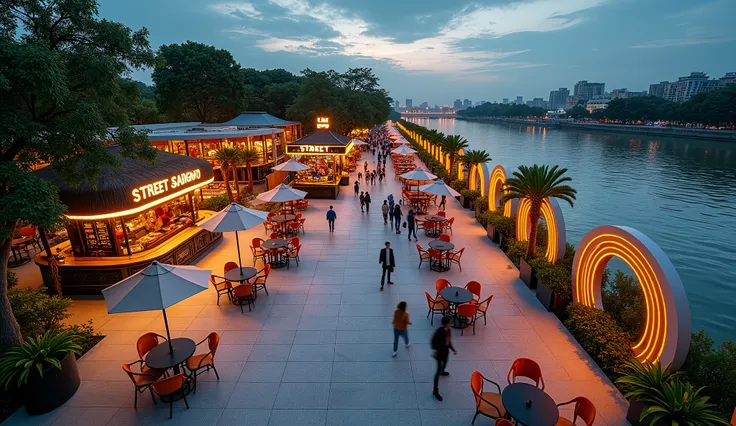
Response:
286,245,301,269
448,247,465,271
224,261,239,274
233,283,255,313
122,360,165,408
269,231,280,240
209,275,233,305
298,218,306,233
151,374,189,419
470,371,506,424
425,292,449,325
507,358,545,390
136,332,166,361
555,396,596,426
287,221,300,236
185,332,221,394
416,244,430,269
287,237,301,250
496,420,514,426
253,264,271,297
435,278,452,296
262,221,274,235
415,218,425,232
429,248,443,270
444,217,455,234
436,211,446,217
438,234,451,243
475,295,493,325
457,303,478,336
251,238,267,265
464,280,481,301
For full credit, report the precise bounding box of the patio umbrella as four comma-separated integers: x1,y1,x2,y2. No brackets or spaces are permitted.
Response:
257,183,307,215
419,180,461,197
392,145,417,155
198,203,269,273
400,166,437,182
271,159,311,172
102,261,211,353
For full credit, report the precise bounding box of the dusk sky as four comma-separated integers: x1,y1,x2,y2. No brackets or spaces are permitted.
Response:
101,0,736,106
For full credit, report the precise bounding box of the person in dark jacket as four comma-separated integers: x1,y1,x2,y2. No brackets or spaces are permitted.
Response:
431,317,457,401
406,210,417,241
364,192,372,213
393,204,402,234
378,241,395,291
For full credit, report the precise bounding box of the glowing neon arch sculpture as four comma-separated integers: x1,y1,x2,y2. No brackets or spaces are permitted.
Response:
456,149,465,180
572,225,691,370
468,163,490,197
515,198,567,263
488,165,518,218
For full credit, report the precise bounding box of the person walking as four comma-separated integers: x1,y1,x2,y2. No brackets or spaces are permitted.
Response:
354,180,359,196
359,192,365,213
431,317,457,401
393,204,403,234
326,205,337,232
406,209,418,241
364,192,372,213
379,241,395,291
364,161,368,173
358,171,362,182
392,301,411,357
438,195,446,211
381,200,389,224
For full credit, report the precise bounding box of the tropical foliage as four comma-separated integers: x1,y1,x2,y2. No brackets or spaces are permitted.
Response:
602,270,646,340
441,135,469,177
0,330,81,390
212,148,241,202
239,148,260,193
682,330,736,417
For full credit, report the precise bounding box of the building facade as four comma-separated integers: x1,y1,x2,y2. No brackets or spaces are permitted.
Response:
526,98,547,108
453,99,463,110
462,99,472,109
662,72,721,102
502,98,509,104
405,98,413,108
573,81,606,101
548,88,569,110
648,81,669,98
586,99,610,113
610,88,647,99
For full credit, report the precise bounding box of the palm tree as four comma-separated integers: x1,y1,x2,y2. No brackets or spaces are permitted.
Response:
441,135,470,178
213,147,240,202
460,149,492,187
239,148,260,194
500,165,577,260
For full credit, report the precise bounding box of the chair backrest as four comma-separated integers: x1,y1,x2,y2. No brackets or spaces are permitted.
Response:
428,248,441,259
415,244,425,255
252,238,263,248
290,237,301,248
270,232,280,239
436,278,451,294
233,284,253,297
210,275,227,290
507,358,545,390
470,370,484,404
465,280,481,299
439,234,451,242
479,295,494,309
290,245,302,256
121,362,137,382
288,222,300,230
448,217,455,225
296,213,302,219
262,264,271,278
424,291,436,307
437,211,446,217
571,396,596,426
151,373,185,395
267,212,275,218
495,419,514,426
206,332,220,356
18,227,36,238
457,303,477,318
136,332,163,359
224,261,239,274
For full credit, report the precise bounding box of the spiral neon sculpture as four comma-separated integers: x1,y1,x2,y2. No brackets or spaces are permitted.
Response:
571,225,691,370
515,198,566,263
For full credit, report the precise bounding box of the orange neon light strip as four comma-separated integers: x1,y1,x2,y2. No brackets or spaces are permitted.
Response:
515,199,559,263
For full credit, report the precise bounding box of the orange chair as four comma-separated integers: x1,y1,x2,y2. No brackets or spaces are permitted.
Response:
251,238,267,265
457,303,478,336
287,221,300,236
233,283,255,313
444,217,455,234
288,237,301,248
253,264,271,297
185,332,220,394
122,360,165,408
555,397,596,426
267,212,276,219
224,261,239,274
415,218,425,232
447,247,465,271
435,278,452,296
286,245,301,269
136,332,166,361
438,234,451,243
416,244,431,269
437,211,446,217
429,248,443,269
262,221,274,235
17,227,41,251
496,419,514,426
470,371,506,424
475,295,493,325
465,280,481,301
151,374,189,419
269,231,280,240
209,275,232,305
507,358,545,390
425,292,449,325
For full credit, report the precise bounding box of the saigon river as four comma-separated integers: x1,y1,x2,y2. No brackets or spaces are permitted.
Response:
408,117,736,343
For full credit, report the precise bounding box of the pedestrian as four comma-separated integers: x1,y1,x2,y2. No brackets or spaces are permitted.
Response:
379,171,383,183
358,171,362,181
431,316,457,401
371,172,376,185
359,192,365,213
392,301,411,357
364,192,371,213
354,180,359,196
393,204,403,234
326,205,336,232
381,200,389,224
378,241,395,291
439,195,446,211
364,161,368,173
407,209,418,241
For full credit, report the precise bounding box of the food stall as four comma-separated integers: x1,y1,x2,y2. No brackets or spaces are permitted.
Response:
285,129,359,199
34,146,222,295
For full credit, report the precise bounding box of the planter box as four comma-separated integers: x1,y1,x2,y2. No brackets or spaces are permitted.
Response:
474,204,482,217
22,352,80,415
498,232,506,250
626,398,668,426
459,195,470,208
519,258,537,289
486,223,500,243
536,278,570,314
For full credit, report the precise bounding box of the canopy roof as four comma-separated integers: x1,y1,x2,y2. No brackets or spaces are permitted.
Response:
291,129,354,146
215,112,300,127
36,145,214,219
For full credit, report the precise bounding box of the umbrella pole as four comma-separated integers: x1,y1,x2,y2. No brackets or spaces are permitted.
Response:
162,308,174,353
235,231,243,273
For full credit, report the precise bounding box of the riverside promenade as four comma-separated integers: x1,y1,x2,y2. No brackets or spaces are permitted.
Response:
4,136,628,425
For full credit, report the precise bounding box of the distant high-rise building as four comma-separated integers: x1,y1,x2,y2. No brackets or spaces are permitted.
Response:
566,95,581,110
548,88,569,110
394,100,400,111
453,99,463,110
648,81,669,98
420,101,429,109
719,72,736,87
463,99,472,108
573,81,605,101
515,96,523,105
527,98,547,109
406,98,413,108
502,98,509,104
610,88,647,99
663,72,720,102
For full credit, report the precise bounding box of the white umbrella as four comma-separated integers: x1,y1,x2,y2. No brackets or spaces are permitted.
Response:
271,159,311,172
400,166,437,181
198,203,269,272
392,145,416,155
352,140,368,146
419,180,461,197
102,261,211,352
257,183,307,203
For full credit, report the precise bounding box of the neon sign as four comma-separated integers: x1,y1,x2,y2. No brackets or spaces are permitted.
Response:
132,169,203,203
286,145,347,155
316,117,330,129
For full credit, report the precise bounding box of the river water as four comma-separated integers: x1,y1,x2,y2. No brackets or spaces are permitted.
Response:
408,117,736,343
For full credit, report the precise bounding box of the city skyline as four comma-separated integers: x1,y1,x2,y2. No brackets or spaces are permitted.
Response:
102,0,735,106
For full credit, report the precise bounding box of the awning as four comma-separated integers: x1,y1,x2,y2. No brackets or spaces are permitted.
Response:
285,130,356,155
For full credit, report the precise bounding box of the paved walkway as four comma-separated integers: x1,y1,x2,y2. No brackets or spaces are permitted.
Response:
4,131,628,426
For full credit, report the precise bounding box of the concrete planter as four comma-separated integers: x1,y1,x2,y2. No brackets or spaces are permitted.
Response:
487,223,500,243
460,196,470,209
498,232,507,250
626,398,668,426
536,278,570,314
519,258,537,289
474,204,482,217
21,352,80,415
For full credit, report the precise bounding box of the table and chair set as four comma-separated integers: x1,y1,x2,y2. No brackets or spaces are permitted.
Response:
425,279,491,334
416,233,464,273
210,260,273,313
263,211,306,238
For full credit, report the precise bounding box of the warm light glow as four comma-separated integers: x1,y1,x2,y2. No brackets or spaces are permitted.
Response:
515,198,565,263
468,164,488,196
316,116,330,129
457,149,465,180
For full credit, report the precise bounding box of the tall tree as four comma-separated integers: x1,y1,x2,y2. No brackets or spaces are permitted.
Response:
153,41,245,122
239,148,260,194
213,148,239,202
0,0,156,351
500,165,577,260
460,150,492,188
441,135,470,179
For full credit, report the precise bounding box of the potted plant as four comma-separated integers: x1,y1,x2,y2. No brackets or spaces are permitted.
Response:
519,257,537,289
494,216,514,250
0,330,82,415
534,261,572,313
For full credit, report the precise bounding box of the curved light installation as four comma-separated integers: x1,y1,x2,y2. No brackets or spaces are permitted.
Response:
488,165,518,218
515,198,566,263
571,225,691,370
457,149,465,180
445,153,452,174
468,163,490,196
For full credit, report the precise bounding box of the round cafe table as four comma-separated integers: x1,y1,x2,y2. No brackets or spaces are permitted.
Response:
439,287,473,328
428,240,455,272
424,216,446,238
224,267,258,284
502,383,559,426
271,214,296,236
264,238,288,268
145,338,196,400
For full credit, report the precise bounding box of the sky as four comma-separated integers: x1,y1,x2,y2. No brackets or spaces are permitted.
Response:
100,0,736,106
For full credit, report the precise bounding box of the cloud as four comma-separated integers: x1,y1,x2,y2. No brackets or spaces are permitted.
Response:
210,2,262,19
631,36,734,49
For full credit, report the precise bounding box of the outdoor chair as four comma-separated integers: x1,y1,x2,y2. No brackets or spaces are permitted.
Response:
457,303,478,335
250,238,267,265
439,234,451,243
287,237,301,250
253,264,271,297
224,261,239,274
475,295,493,325
287,221,300,236
262,221,274,235
233,284,255,313
464,280,481,301
185,332,221,394
17,227,42,251
269,231,280,240
496,419,514,426
470,371,506,424
286,245,301,269
429,248,443,269
425,291,449,325
437,211,446,217
435,278,452,297
507,358,545,390
444,217,455,234
555,396,596,426
448,248,465,271
122,360,165,408
136,332,167,361
209,275,233,305
416,244,431,269
151,374,189,419
415,218,425,232
298,218,306,233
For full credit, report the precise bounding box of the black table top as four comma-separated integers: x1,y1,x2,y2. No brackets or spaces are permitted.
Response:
272,214,296,222
439,287,473,305
502,383,559,426
264,238,287,249
429,241,455,251
225,267,258,282
145,338,196,370
425,216,447,222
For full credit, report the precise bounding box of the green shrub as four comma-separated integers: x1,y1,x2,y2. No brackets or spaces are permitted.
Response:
601,270,646,340
8,287,72,339
564,303,633,378
199,195,230,212
460,189,481,202
534,260,573,300
0,330,82,390
450,179,467,192
681,330,736,417
493,214,515,238
6,272,18,289
475,196,488,212
504,238,528,267
475,211,493,228
535,221,548,247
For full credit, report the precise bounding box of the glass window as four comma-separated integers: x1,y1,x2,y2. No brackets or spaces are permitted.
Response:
118,194,196,254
